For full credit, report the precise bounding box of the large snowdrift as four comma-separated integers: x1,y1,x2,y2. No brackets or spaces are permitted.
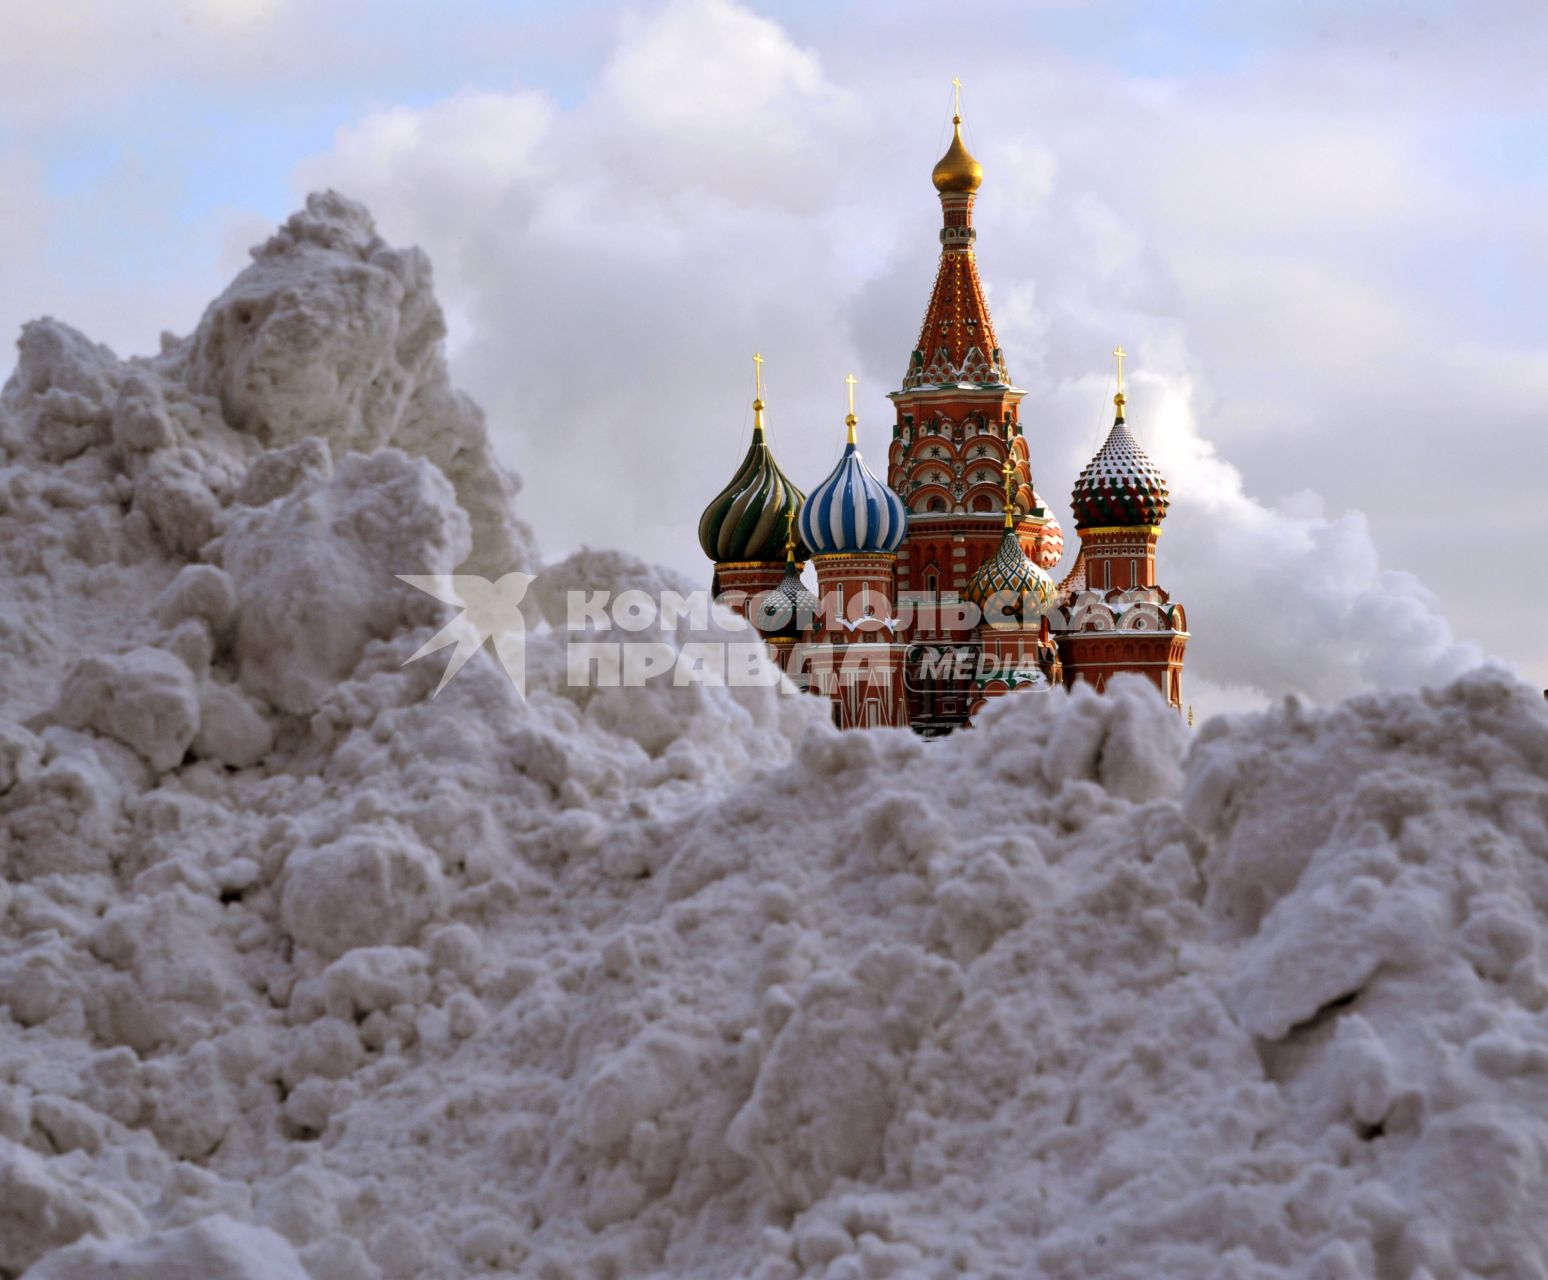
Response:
2,194,1546,1280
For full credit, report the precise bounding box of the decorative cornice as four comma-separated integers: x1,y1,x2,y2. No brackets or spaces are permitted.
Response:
810,551,898,566
1079,524,1163,538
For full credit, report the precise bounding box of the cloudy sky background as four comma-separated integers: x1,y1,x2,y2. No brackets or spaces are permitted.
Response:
2,0,1544,713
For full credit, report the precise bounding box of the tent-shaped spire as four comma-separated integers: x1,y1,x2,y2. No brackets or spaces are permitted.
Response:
901,85,1009,390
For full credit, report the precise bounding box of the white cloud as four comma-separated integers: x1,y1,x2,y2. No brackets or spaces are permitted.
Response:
0,146,46,263
0,0,294,119
591,0,853,207
179,0,286,29
1134,373,1483,701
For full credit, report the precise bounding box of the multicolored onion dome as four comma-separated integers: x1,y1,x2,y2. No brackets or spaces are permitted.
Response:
964,528,1056,621
752,561,821,640
1069,398,1170,529
798,419,908,556
1029,491,1064,569
698,406,807,563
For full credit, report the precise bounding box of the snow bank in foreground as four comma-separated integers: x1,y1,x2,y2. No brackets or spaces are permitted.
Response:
2,193,1546,1280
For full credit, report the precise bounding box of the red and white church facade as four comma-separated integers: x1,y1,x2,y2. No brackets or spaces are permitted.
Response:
697,106,1189,732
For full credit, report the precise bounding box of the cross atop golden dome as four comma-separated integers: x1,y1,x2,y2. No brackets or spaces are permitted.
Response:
932,79,983,194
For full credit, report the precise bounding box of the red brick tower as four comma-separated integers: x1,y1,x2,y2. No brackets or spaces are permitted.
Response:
1059,352,1189,708
964,460,1061,719
797,384,911,729
887,91,1062,732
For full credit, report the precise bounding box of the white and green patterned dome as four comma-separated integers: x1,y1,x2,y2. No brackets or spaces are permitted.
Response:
964,527,1055,624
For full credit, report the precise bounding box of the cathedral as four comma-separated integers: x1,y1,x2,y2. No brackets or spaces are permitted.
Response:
697,103,1189,733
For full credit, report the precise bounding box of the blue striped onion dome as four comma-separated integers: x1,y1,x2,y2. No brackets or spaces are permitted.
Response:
698,409,807,563
1070,398,1170,529
752,561,822,639
964,528,1056,621
798,421,908,556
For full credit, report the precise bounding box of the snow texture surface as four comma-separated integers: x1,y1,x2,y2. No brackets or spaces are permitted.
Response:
2,193,1547,1280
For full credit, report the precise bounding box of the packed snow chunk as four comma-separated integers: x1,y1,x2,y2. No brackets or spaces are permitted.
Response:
110,368,176,455
193,681,273,769
296,946,431,1023
236,438,332,507
2,320,121,465
1346,1103,1548,1278
1022,673,1186,801
0,1142,145,1274
56,647,200,773
0,718,44,793
221,449,470,715
299,1234,381,1280
280,826,447,959
184,191,441,455
3,746,125,877
728,945,960,1210
132,451,221,557
154,564,236,636
1225,864,1448,1041
180,190,531,575
575,1025,703,1153
0,935,90,1030
20,1215,310,1280
87,886,248,1033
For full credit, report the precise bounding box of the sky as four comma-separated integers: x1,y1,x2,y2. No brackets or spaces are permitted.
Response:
2,0,1544,714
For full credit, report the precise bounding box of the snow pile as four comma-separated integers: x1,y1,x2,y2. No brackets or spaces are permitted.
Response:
2,194,1547,1280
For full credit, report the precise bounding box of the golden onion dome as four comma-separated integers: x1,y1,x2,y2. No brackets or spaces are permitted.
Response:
932,115,983,194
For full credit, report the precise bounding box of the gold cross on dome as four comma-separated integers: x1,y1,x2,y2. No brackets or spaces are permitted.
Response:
845,373,857,417
753,351,764,400
952,77,962,118
1113,345,1126,396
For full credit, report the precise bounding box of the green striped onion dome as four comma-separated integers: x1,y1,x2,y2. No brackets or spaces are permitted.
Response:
1070,401,1170,529
698,416,808,563
964,527,1056,623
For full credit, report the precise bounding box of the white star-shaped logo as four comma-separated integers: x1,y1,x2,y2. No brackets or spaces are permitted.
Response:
398,572,535,697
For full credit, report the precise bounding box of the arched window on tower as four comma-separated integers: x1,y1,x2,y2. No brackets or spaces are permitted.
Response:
929,497,947,513
971,494,994,512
